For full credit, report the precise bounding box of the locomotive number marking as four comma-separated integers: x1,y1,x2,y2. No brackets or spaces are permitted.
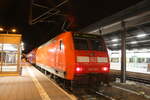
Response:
89,57,97,62
88,68,98,71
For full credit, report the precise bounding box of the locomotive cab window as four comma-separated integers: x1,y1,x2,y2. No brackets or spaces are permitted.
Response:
73,34,106,51
89,39,106,51
74,38,88,50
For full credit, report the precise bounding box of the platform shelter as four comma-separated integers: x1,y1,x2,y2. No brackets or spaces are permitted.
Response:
0,34,22,76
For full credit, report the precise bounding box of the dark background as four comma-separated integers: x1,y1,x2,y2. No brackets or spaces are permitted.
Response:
0,0,143,53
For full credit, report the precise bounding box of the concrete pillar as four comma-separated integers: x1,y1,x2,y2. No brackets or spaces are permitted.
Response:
120,21,127,83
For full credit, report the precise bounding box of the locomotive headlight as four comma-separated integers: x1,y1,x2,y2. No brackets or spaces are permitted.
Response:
76,67,82,72
102,67,108,71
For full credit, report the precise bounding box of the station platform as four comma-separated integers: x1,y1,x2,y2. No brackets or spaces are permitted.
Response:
0,65,76,100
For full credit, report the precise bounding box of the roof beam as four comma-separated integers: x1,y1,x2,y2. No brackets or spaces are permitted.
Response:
89,11,150,35
32,0,68,24
32,3,50,9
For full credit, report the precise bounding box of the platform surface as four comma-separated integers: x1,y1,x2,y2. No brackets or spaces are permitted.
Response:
0,66,75,100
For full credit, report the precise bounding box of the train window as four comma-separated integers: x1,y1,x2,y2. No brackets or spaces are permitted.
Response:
74,39,88,50
111,58,119,63
89,40,106,51
137,58,145,63
129,58,135,63
146,58,150,63
59,40,64,50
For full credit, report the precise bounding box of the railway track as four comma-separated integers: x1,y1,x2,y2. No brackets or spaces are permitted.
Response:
112,85,150,99
111,74,150,84
35,66,150,100
73,88,116,100
91,89,116,100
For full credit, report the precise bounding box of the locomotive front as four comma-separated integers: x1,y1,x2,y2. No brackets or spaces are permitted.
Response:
72,33,110,85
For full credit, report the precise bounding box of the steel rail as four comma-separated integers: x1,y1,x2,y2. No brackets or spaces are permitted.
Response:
112,74,150,84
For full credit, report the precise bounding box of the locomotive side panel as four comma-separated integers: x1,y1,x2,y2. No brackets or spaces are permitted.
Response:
36,38,62,77
36,32,76,79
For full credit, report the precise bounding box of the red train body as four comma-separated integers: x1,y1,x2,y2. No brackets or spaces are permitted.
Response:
28,32,110,84
26,49,37,64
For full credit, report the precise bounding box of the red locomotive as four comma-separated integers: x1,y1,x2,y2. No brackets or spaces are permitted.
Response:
27,32,110,88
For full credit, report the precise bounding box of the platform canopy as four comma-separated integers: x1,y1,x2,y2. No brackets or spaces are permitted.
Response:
0,34,21,44
81,0,150,50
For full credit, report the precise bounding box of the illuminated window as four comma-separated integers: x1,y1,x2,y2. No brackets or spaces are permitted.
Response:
111,58,119,63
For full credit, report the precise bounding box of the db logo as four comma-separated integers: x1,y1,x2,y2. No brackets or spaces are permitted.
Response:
90,57,97,62
90,53,95,56
88,68,97,71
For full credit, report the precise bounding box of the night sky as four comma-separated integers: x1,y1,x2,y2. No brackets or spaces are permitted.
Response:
0,0,143,53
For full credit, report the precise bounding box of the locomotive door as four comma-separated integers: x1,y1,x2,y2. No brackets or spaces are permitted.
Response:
56,40,65,70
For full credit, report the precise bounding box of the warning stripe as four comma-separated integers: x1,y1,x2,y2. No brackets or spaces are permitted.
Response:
27,67,51,100
34,66,77,100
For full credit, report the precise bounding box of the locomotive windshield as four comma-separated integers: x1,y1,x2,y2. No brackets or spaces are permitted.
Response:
74,39,89,50
73,33,106,51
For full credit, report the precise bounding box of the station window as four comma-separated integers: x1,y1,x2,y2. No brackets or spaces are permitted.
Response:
111,58,119,63
146,58,150,63
0,52,6,62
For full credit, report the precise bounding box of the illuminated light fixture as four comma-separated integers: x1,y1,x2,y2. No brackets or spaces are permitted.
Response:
0,27,4,31
112,44,118,46
48,49,55,52
112,39,119,42
11,29,17,33
21,42,24,50
22,47,25,50
136,34,146,38
21,42,24,46
76,67,82,72
102,67,108,71
130,41,137,44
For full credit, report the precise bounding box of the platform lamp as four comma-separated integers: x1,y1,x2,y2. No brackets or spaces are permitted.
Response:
21,42,24,51
0,27,4,32
11,28,17,33
5,28,17,34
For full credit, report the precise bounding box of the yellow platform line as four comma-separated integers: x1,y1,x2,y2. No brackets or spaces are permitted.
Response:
0,73,19,76
34,67,77,100
27,67,51,100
